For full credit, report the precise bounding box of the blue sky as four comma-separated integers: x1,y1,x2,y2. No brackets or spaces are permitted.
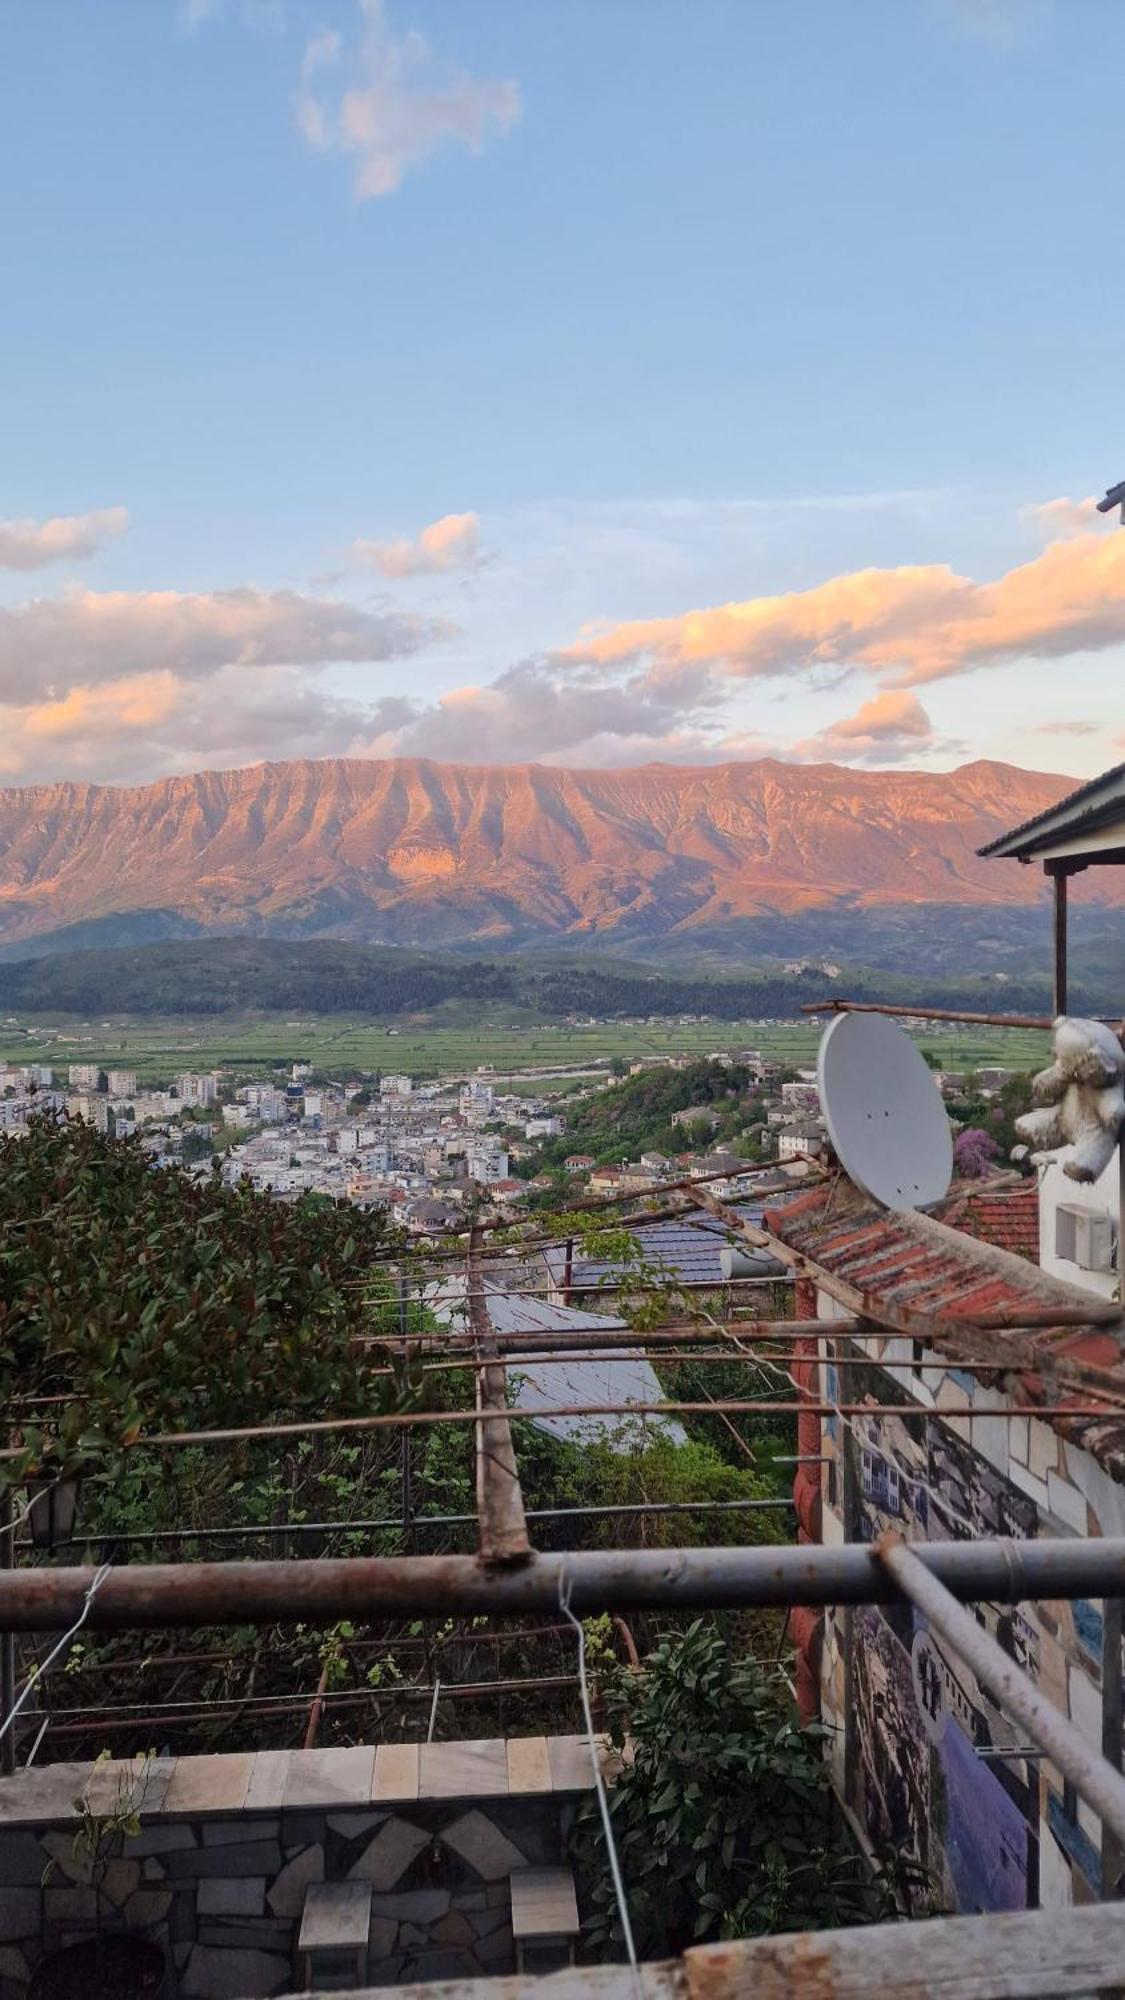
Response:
1,0,1123,785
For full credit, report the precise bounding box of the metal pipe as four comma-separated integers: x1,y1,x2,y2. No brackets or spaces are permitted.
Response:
1103,1592,1124,1898
1047,861,1069,1016
0,1490,15,1776
63,1492,792,1551
7,1390,1118,1464
9,1536,1125,1631
34,1672,580,1736
798,998,1059,1030
877,1534,1125,1858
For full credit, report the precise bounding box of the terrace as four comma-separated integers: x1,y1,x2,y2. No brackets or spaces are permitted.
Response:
3,762,1125,1997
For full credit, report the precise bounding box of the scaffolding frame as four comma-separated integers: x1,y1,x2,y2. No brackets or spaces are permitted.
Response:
5,1166,1125,1925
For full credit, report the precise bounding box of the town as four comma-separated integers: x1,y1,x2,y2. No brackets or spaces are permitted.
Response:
0,1035,1025,1233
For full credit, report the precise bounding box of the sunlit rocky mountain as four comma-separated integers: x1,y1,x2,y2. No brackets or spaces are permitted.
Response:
0,755,1107,958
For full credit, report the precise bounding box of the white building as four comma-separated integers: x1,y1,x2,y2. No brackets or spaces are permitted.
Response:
777,1122,826,1163
106,1069,138,1098
68,1064,101,1091
467,1139,510,1185
380,1074,413,1098
1037,1151,1119,1303
177,1072,218,1108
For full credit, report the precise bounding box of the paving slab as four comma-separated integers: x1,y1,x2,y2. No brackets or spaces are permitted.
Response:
0,1764,90,1827
163,1753,254,1817
244,1751,292,1813
284,1745,375,1809
299,1878,373,1952
506,1737,551,1795
84,1754,175,1818
547,1734,598,1793
419,1738,507,1800
510,1866,580,1940
348,1816,429,1891
372,1742,419,1803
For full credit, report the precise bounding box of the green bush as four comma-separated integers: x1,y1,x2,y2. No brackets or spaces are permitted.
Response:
573,1620,879,1957
0,1115,413,1490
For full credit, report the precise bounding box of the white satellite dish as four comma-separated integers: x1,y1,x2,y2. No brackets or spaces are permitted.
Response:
817,1011,953,1211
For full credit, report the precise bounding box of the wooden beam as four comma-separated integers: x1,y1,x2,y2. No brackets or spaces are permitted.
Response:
466,1224,531,1569
1046,858,1069,1016
680,1900,1125,1999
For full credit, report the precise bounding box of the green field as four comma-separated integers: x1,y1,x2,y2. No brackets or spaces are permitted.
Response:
0,1013,1053,1087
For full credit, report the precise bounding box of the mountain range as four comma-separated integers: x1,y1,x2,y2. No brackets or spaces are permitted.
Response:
0,755,1106,962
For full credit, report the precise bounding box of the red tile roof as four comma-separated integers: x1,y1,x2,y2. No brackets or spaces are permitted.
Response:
940,1180,1039,1261
764,1175,1125,1476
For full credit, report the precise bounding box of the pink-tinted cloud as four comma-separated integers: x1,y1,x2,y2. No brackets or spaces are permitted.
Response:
0,506,128,571
1021,494,1099,541
350,511,480,579
0,585,450,701
555,524,1125,691
297,0,520,201
790,690,959,766
0,667,417,786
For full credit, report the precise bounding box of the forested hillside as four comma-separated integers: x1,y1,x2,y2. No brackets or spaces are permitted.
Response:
0,935,1085,1021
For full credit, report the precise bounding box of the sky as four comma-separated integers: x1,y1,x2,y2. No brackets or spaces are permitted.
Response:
2,0,1125,789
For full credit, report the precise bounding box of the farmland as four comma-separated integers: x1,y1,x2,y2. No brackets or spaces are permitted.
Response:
0,1012,1052,1089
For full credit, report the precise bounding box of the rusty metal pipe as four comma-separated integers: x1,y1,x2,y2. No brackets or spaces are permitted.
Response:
7,1537,1125,1632
799,998,1059,1030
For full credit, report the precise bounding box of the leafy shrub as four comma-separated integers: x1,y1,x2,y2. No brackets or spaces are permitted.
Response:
573,1621,879,1956
0,1115,413,1490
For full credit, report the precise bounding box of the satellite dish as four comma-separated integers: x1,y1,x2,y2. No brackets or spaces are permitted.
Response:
817,1012,952,1211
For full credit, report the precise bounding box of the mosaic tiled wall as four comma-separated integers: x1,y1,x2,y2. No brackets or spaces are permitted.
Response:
0,1738,596,1997
815,1316,1123,1915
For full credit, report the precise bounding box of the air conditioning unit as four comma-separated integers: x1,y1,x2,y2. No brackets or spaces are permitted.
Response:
1055,1202,1117,1274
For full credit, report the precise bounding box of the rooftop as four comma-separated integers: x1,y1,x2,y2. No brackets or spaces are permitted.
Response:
976,757,1125,863
765,1173,1125,1476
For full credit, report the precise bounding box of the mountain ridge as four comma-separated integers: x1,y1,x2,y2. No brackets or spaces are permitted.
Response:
0,754,1108,955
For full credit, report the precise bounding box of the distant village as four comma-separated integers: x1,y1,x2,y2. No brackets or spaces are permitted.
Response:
0,1025,1020,1235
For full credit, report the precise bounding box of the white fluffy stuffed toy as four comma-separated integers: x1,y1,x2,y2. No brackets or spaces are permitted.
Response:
1017,1016,1125,1184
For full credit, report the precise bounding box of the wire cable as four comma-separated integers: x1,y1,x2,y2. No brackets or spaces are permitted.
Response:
0,1563,113,1751
558,1565,643,1997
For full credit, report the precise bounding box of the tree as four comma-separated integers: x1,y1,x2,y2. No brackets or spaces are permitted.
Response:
953,1127,999,1178
0,1115,413,1492
573,1621,879,1957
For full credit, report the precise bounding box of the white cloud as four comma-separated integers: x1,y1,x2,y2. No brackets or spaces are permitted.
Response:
0,507,128,572
941,0,1050,46
0,584,451,703
297,0,520,200
350,511,481,579
374,660,721,768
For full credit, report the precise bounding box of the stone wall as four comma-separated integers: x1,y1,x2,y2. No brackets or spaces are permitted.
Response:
0,1735,606,1997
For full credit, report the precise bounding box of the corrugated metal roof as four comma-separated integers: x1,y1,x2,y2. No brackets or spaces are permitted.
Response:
976,759,1125,858
543,1219,727,1290
765,1176,1125,1475
482,1288,685,1452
